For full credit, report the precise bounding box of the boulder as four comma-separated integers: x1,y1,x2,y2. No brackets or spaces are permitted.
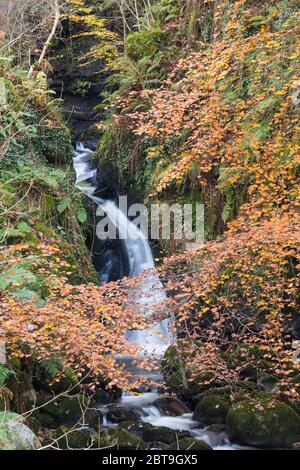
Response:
0,412,40,450
99,428,148,450
106,405,139,423
142,426,189,445
169,437,212,450
193,395,231,425
118,420,154,435
35,392,85,426
153,397,190,416
81,408,103,429
52,426,98,449
91,386,121,404
226,397,300,448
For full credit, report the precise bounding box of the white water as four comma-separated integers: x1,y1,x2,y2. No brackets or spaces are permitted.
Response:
117,392,250,450
73,142,172,356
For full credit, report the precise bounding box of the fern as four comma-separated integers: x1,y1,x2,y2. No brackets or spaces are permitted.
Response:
0,365,13,387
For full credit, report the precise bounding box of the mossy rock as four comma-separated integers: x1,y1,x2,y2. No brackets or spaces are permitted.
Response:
36,392,86,426
226,397,300,448
0,412,40,450
106,405,139,423
169,437,212,451
99,428,148,450
126,30,167,62
118,420,154,435
34,360,81,395
52,426,98,449
193,395,231,425
153,396,190,416
142,426,189,445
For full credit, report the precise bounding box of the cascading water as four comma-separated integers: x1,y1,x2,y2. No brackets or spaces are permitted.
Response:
73,142,172,356
72,143,245,451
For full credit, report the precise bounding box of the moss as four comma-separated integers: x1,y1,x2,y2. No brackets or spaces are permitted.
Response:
52,426,97,449
36,393,87,426
126,30,167,62
99,428,148,450
118,421,154,435
0,412,40,450
142,426,187,445
33,359,81,395
193,395,231,425
226,397,300,448
169,437,212,450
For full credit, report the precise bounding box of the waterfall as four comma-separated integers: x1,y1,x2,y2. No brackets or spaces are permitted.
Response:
73,143,173,356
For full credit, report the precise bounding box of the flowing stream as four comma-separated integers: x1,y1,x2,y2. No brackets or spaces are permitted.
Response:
73,143,243,450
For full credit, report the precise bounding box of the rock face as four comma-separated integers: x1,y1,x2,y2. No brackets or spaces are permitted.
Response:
0,412,40,450
169,437,212,451
226,397,300,448
193,395,230,425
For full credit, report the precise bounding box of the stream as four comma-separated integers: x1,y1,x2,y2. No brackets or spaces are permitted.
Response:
72,142,247,451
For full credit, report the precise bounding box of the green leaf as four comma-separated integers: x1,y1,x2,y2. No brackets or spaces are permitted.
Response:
57,197,71,214
0,365,13,387
0,267,37,291
77,207,87,223
12,288,37,301
16,221,30,233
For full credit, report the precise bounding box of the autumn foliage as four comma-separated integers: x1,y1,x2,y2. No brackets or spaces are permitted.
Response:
106,0,300,397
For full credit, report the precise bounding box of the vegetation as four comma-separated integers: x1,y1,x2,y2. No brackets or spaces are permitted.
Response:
98,0,300,401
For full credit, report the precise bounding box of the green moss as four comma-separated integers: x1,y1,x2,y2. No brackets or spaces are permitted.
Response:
226,397,300,448
193,395,231,424
36,394,87,426
99,428,148,450
0,412,40,450
169,437,212,450
53,426,97,449
126,30,167,62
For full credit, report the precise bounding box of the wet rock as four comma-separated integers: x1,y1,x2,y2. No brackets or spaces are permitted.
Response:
193,395,231,425
91,387,121,405
205,423,226,433
0,412,40,450
169,437,212,450
118,420,154,435
99,428,148,450
226,396,300,448
106,405,140,423
153,397,190,416
82,408,103,429
142,426,189,445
